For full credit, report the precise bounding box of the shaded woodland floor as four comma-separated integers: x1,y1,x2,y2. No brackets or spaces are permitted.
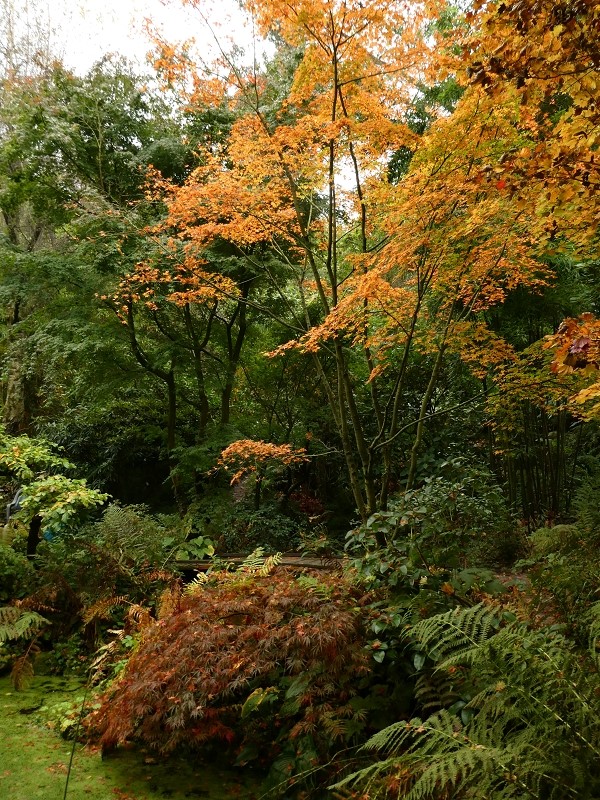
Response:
0,676,260,800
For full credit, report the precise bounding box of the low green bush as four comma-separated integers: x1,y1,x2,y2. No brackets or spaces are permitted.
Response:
0,544,35,602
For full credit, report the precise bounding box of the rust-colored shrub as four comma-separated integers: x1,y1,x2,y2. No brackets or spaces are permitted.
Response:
87,570,374,761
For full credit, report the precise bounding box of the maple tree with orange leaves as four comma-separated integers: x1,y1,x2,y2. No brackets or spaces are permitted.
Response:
118,0,595,522
104,0,599,526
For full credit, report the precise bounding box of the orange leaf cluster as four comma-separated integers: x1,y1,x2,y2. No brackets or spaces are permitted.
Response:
114,256,238,314
464,0,600,244
269,81,551,382
217,439,309,484
546,314,600,418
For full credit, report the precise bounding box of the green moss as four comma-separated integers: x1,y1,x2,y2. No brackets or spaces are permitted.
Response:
0,676,260,800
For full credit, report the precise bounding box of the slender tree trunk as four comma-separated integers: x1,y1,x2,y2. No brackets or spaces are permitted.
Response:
221,287,249,426
406,344,447,490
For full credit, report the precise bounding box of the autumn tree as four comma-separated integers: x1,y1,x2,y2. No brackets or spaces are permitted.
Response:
547,314,600,419
459,0,600,520
465,0,599,241
132,0,581,531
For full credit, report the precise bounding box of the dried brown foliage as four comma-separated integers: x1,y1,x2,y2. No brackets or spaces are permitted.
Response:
87,571,375,760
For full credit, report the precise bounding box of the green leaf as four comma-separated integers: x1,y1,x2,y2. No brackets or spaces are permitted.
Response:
413,652,426,670
240,687,279,718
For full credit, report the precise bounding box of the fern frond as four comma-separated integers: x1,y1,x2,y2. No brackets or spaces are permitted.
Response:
332,756,412,798
349,603,600,800
14,598,56,614
127,603,154,631
183,572,209,596
89,637,122,684
405,603,500,670
414,667,463,713
93,503,172,567
258,552,283,576
364,711,576,800
144,569,176,582
157,584,182,619
0,606,48,643
295,574,334,600
587,601,600,670
239,547,283,576
82,596,129,625
11,641,40,690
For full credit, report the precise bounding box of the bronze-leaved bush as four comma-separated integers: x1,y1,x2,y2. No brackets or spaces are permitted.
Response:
86,571,375,769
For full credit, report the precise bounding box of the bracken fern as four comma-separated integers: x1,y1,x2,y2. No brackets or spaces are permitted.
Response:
0,605,48,643
336,603,600,799
0,605,48,689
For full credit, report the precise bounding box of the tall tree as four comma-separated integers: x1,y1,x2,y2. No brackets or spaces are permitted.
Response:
137,0,568,526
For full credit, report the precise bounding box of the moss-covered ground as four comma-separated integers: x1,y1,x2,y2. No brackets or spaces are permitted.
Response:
0,675,260,800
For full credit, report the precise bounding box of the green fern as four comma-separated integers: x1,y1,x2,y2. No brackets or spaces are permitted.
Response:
184,549,284,594
0,606,48,690
413,665,463,714
335,603,600,800
239,547,283,576
0,606,48,643
183,571,209,595
93,503,168,565
406,603,500,668
573,474,600,539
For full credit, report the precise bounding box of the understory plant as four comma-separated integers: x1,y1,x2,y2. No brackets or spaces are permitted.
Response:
32,509,176,634
86,567,379,795
524,471,600,638
346,470,510,608
0,605,48,687
7,504,185,678
337,602,600,799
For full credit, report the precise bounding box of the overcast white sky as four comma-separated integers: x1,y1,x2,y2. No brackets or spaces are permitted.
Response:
44,0,264,75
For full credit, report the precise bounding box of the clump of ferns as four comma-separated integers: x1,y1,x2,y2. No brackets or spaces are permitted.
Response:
335,602,600,800
0,604,49,689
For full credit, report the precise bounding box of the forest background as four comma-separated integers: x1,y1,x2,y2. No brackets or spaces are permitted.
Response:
0,0,599,797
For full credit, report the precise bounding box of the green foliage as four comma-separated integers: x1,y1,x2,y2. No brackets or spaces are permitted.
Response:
21,504,181,673
0,428,73,482
173,535,215,561
338,603,600,799
572,471,600,537
0,606,47,644
0,427,108,538
236,546,283,576
524,472,600,636
346,465,511,609
0,544,35,601
89,503,183,566
214,502,306,553
0,605,48,689
20,475,108,533
34,504,179,619
42,631,91,676
529,524,580,557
